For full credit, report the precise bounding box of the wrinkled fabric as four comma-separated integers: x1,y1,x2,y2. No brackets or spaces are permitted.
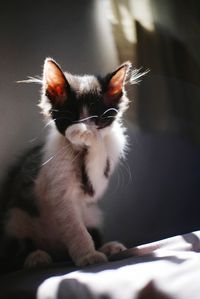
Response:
37,230,200,299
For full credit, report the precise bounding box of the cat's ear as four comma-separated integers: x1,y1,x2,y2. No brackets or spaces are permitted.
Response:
43,58,69,105
104,62,131,105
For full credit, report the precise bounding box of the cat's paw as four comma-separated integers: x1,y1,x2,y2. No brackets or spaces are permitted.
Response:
24,250,52,268
65,123,95,147
99,241,127,257
75,250,108,267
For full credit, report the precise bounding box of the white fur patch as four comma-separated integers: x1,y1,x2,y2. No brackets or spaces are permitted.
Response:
64,73,101,94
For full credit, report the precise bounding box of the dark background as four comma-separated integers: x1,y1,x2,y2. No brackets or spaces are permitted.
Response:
0,0,200,248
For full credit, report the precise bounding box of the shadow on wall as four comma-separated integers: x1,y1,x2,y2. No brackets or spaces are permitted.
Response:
136,20,200,144
107,0,200,144
98,0,200,245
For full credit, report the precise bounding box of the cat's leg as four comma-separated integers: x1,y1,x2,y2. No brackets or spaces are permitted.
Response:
67,227,108,267
54,202,107,267
65,221,107,267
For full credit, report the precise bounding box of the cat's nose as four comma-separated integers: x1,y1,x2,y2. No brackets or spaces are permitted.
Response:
80,106,89,121
79,110,90,125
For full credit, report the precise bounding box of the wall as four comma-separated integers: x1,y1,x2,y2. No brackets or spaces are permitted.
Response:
0,0,118,181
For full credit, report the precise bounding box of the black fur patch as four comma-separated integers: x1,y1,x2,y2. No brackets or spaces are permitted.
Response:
80,149,95,197
104,158,110,178
50,88,79,135
0,146,43,274
0,145,43,218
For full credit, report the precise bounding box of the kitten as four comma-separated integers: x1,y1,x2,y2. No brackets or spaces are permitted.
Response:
0,58,132,271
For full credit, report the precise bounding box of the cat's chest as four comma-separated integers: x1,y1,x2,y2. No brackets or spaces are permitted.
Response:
38,139,111,203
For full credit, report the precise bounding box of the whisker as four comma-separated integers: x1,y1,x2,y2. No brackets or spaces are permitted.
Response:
50,109,60,112
51,109,75,117
119,162,126,189
16,76,42,84
41,156,54,166
101,116,116,119
71,151,82,163
29,137,40,143
119,158,133,186
130,68,150,84
108,156,132,195
30,112,93,144
41,143,72,167
52,116,74,122
106,157,123,196
101,108,118,116
28,118,65,144
109,169,121,196
76,115,98,123
29,143,73,172
113,162,125,194
44,119,56,129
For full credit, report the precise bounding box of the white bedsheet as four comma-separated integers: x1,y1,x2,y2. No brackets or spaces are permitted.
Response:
37,231,200,299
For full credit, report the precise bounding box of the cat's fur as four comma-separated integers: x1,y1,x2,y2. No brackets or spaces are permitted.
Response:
0,58,132,271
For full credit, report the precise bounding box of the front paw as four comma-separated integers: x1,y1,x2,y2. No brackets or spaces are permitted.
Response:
24,250,52,268
65,123,94,147
99,241,127,257
75,250,108,267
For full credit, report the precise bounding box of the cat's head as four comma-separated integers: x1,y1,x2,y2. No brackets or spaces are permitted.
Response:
40,58,131,135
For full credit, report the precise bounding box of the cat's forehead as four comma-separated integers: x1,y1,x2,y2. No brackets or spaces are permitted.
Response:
64,72,101,94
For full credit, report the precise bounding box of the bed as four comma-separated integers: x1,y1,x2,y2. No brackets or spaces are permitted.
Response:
37,230,200,299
